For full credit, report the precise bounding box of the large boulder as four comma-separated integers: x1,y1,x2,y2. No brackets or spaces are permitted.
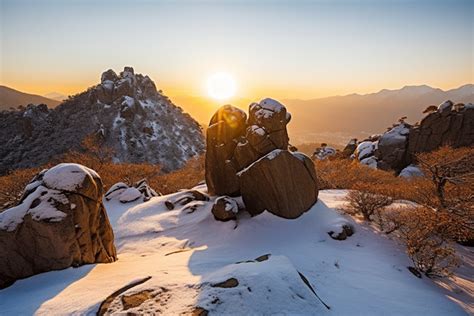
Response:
0,163,117,289
205,105,247,196
239,150,318,219
376,123,410,171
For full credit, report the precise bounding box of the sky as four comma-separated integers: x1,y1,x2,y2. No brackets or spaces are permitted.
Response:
1,0,473,108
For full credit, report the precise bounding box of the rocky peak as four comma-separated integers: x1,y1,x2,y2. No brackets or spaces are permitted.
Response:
0,67,205,174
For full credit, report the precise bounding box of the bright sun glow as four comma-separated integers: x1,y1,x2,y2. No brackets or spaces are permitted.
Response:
207,72,236,100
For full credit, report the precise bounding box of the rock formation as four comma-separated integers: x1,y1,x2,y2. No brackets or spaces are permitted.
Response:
0,163,117,288
0,67,205,175
407,101,474,159
205,99,318,219
352,101,474,173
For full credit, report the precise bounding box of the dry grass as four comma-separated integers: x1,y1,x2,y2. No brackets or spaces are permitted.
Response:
318,146,473,278
0,135,205,211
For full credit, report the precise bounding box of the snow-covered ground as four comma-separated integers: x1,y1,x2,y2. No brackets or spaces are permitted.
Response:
0,189,471,315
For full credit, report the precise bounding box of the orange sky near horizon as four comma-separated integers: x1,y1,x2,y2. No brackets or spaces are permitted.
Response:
1,0,472,110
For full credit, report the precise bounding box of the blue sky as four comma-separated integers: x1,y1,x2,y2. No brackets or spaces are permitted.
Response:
1,0,472,100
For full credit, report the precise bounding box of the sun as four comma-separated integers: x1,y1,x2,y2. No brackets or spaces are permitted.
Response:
207,72,236,100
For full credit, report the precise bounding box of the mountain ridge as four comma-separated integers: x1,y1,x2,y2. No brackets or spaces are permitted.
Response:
282,83,473,145
0,67,205,174
0,85,61,110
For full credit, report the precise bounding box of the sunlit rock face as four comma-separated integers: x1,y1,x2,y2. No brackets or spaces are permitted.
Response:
205,105,247,196
205,98,319,219
351,100,474,173
407,102,474,159
0,163,117,289
0,66,205,175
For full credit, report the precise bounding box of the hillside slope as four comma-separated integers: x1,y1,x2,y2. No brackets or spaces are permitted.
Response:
0,86,61,110
0,188,467,315
0,67,205,174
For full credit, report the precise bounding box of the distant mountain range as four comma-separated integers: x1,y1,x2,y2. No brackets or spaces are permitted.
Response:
0,86,61,110
43,92,67,102
1,82,472,146
283,84,473,145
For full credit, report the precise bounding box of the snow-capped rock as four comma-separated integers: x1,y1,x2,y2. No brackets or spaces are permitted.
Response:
0,67,205,174
312,145,337,160
0,163,117,289
376,122,410,171
355,140,377,161
211,196,239,221
399,164,424,178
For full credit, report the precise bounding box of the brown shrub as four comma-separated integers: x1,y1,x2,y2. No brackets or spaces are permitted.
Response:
326,146,472,278
0,167,44,210
387,206,460,278
315,158,399,190
345,184,393,221
0,135,205,211
415,146,474,244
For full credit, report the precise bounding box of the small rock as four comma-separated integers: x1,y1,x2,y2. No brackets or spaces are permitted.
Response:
121,290,154,310
119,187,142,203
211,278,239,288
328,224,354,240
212,196,238,221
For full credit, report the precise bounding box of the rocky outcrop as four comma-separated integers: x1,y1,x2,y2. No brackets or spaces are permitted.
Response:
205,98,318,219
407,102,474,159
352,101,474,172
0,67,205,175
0,163,117,289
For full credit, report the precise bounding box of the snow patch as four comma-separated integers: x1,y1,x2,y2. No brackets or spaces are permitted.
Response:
399,165,424,178
43,163,98,191
0,185,68,231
